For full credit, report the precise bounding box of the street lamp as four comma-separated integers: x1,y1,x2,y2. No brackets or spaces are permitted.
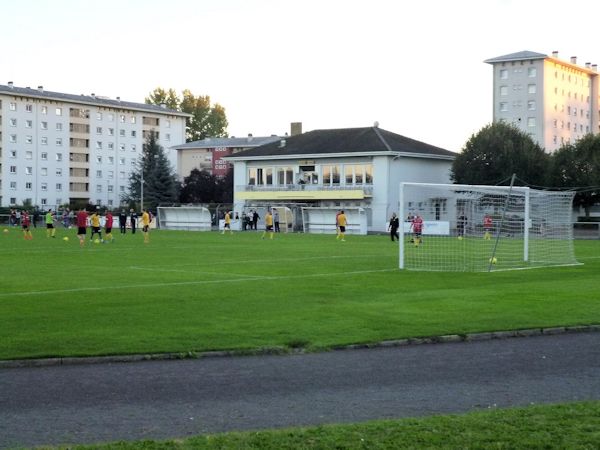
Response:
140,170,144,212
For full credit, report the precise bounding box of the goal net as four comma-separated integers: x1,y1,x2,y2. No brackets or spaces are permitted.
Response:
399,183,579,272
157,206,212,231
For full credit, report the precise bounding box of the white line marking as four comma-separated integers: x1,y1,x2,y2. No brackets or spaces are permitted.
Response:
0,269,396,298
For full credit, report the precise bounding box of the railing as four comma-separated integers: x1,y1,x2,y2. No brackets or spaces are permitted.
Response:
236,184,374,195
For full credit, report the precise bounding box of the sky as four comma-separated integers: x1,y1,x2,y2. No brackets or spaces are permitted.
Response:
3,0,600,152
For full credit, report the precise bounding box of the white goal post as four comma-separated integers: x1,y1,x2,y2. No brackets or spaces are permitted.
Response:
157,206,212,231
399,182,579,272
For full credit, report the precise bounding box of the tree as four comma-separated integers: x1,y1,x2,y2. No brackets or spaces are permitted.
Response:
179,169,233,204
146,87,228,142
451,122,549,186
123,132,179,210
548,134,600,217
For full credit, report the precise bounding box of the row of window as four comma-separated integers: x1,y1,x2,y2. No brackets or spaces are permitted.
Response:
499,67,591,87
247,164,374,186
9,197,62,207
499,67,537,79
7,103,171,127
7,164,132,176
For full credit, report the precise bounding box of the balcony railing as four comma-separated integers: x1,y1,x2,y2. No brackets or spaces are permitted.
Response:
237,184,373,195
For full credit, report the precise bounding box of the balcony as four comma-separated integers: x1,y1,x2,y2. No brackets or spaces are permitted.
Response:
235,184,373,201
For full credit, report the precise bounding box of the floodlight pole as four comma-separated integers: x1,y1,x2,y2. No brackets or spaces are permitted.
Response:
140,170,144,212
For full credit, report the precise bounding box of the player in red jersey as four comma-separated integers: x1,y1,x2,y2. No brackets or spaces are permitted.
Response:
104,211,114,243
21,210,33,240
410,215,424,246
483,214,493,240
76,208,88,248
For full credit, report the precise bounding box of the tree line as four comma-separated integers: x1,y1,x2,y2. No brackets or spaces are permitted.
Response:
451,122,600,217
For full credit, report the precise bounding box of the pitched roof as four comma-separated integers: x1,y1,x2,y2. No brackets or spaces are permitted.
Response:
0,84,190,117
226,127,455,160
171,135,282,150
484,51,548,64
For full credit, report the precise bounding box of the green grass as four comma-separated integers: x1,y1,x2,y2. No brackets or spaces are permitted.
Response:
1,227,599,361
58,401,600,449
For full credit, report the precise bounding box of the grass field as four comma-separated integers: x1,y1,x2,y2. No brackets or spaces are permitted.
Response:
1,226,599,361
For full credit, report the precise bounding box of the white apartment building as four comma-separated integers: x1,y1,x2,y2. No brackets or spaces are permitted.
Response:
485,50,600,152
0,83,188,209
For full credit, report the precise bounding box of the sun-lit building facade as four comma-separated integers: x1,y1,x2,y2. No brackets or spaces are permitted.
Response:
485,51,600,152
0,83,188,209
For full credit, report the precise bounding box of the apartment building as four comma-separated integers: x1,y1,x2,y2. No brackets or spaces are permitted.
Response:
0,83,188,209
485,50,600,152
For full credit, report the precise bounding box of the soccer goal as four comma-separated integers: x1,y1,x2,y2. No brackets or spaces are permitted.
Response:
399,182,579,272
157,206,212,231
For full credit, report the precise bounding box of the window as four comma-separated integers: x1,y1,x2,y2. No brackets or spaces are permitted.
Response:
130,158,136,166
131,144,136,152
10,181,16,190
248,168,256,185
119,157,125,165
107,142,114,150
96,156,102,164
25,182,32,190
56,183,62,191
165,133,171,141
527,100,536,110
96,126,103,134
119,129,126,137
97,112,103,121
120,185,125,192
10,166,17,174
9,150,17,158
322,165,340,185
345,166,353,184
55,107,62,116
108,156,114,164
25,151,33,159
96,185,103,193
108,170,114,178
26,135,33,144
9,134,17,143
527,117,536,127
10,198,16,204
553,119,558,128
41,168,48,176
41,152,48,160
499,86,508,96
9,118,17,126
40,199,47,206
96,170,102,178
528,84,536,94
41,136,48,145
528,67,537,77
107,185,114,193
41,106,47,114
107,113,114,121
165,119,171,128
41,183,48,191
119,114,126,123
9,102,16,111
499,102,508,112
56,168,62,176
130,116,136,124
108,128,114,136
119,171,126,179
131,130,136,137
25,104,33,112
26,120,33,128
119,143,125,151
56,153,63,161
56,138,63,146
41,121,48,130
56,123,63,131
96,141,103,149
499,69,508,79
26,167,33,175
573,108,577,116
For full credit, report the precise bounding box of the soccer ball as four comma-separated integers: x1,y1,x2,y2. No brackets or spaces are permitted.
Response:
489,257,498,264
63,236,69,242
94,238,100,244
457,236,463,241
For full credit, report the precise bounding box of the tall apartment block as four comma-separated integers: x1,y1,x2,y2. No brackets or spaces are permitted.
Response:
0,83,188,209
485,51,600,152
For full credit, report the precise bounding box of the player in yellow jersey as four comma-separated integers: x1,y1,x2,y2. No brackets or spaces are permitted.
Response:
222,211,233,234
262,209,274,240
337,210,347,241
141,209,151,243
90,211,103,242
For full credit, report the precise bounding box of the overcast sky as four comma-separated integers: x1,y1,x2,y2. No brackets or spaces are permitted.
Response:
3,0,599,151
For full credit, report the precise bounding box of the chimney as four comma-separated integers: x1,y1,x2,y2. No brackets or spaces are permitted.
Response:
593,64,598,72
570,56,577,64
552,51,558,58
7,81,13,88
279,139,286,148
116,96,121,101
290,122,302,136
91,93,96,98
247,133,253,143
37,85,44,93
585,62,591,69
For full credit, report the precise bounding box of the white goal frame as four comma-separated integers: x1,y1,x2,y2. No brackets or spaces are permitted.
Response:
399,182,579,272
